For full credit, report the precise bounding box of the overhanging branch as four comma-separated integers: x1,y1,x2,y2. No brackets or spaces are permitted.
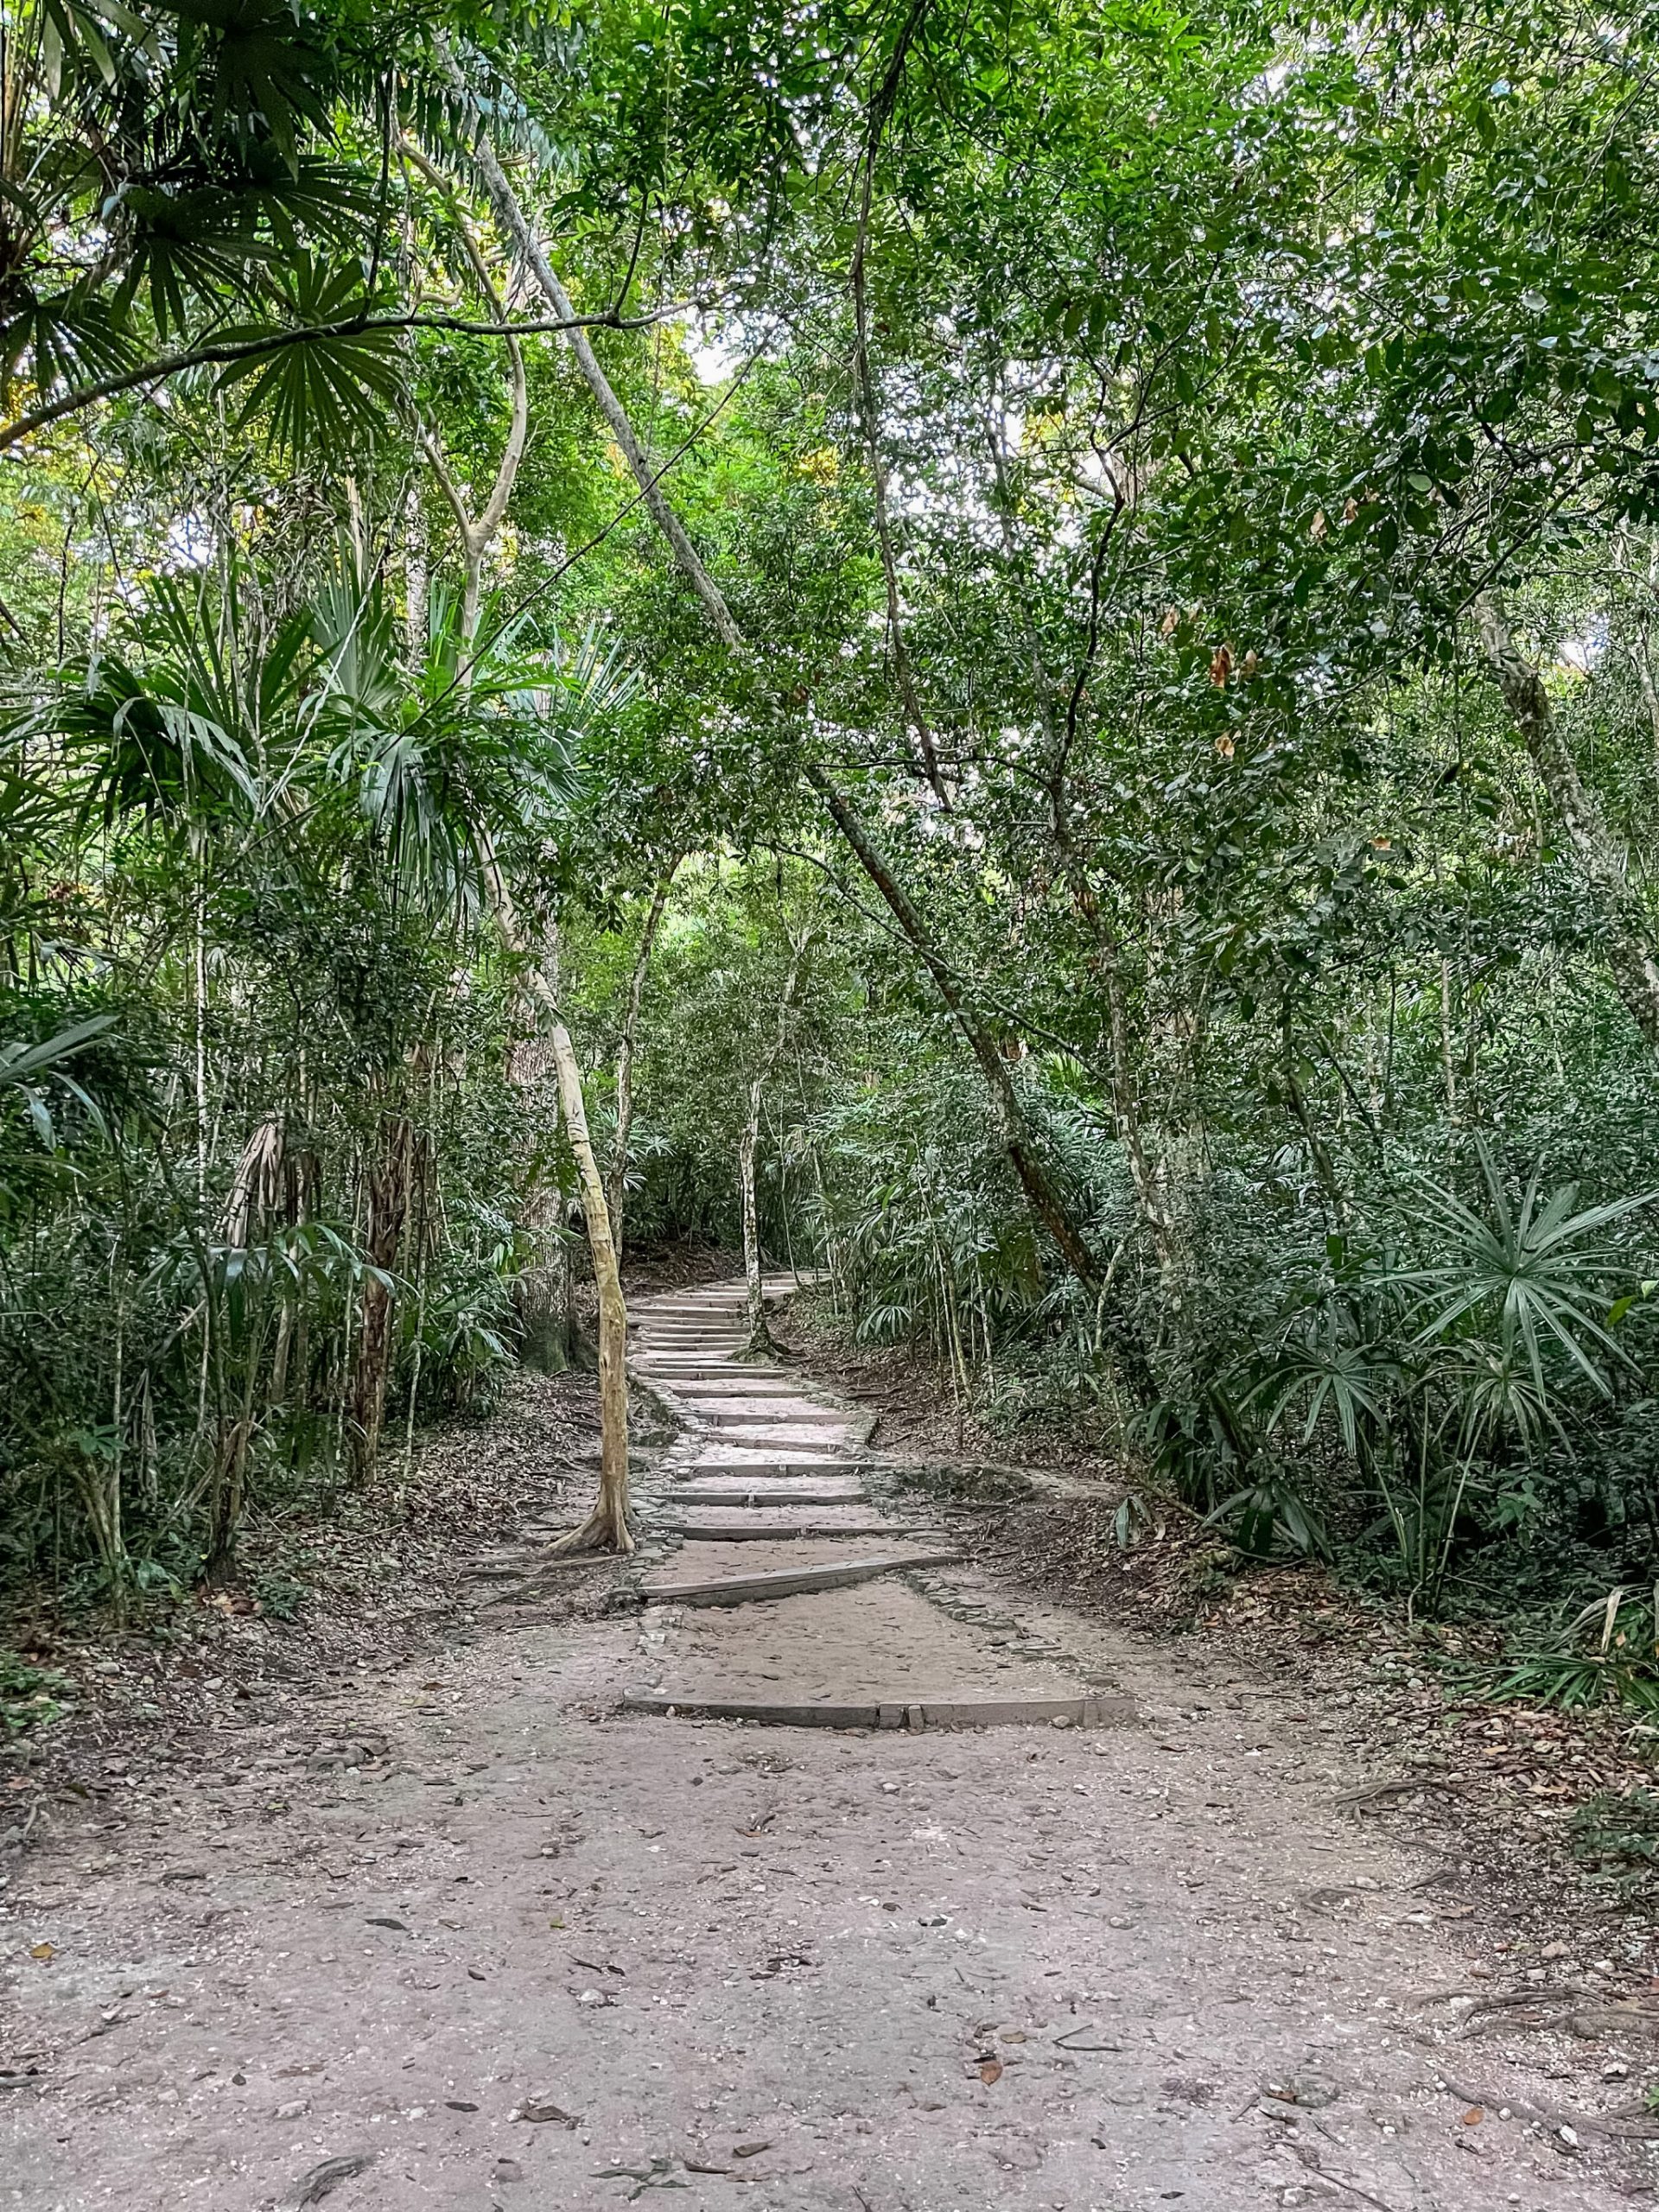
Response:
0,298,699,452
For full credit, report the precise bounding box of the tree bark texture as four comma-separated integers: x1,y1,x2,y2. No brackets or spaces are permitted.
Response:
547,1020,633,1554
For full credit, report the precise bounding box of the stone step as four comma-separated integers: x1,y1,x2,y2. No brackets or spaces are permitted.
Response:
671,1390,822,1409
632,1313,746,1325
664,1520,925,1542
635,1312,745,1323
699,1424,856,1449
650,1376,806,1395
663,1484,866,1507
636,1342,747,1355
685,1401,845,1427
635,1298,747,1312
682,1451,853,1472
633,1330,747,1343
632,1362,785,1377
620,1688,1135,1731
639,1549,957,1608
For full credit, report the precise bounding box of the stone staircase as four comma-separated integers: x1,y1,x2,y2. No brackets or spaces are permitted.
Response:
622,1275,1133,1733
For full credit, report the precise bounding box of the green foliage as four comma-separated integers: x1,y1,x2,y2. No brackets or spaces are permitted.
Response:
10,0,1659,1649
0,1648,72,1734
1572,1789,1659,1900
1484,1588,1659,1715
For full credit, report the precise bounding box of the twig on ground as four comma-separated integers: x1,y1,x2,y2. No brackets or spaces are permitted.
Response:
1289,2145,1400,2211
1332,1777,1468,1808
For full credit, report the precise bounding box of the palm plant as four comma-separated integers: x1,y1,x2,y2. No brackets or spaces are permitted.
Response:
1392,1142,1652,1406
1233,1145,1657,1607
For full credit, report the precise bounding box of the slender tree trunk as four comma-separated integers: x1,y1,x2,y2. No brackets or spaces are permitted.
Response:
1632,626,1659,769
406,134,529,655
804,766,1101,1292
1071,894,1182,1301
608,860,680,1259
1476,593,1659,1051
849,0,947,804
349,1112,414,1483
547,1020,633,1554
449,81,1097,1292
482,836,632,1547
740,928,812,1351
739,1104,764,1348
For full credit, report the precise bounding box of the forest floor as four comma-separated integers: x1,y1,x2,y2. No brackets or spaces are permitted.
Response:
3,1271,1659,2211
768,1302,1659,1975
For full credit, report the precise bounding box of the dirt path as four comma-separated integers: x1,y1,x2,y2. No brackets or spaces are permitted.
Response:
3,1283,1652,2210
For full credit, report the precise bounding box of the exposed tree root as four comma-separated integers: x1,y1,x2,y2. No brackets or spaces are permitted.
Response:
548,1502,636,1557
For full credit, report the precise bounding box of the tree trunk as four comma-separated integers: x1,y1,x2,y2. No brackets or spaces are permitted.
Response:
1475,592,1659,1052
608,861,680,1260
448,80,1097,1293
547,1021,633,1554
804,766,1101,1291
204,1416,251,1584
741,927,812,1351
479,836,632,1548
349,1113,413,1484
739,1103,764,1352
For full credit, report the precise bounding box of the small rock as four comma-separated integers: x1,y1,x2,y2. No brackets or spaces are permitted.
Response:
275,2099,309,2120
493,2158,524,2184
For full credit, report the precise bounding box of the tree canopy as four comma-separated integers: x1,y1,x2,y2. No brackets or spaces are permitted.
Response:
5,0,1659,1638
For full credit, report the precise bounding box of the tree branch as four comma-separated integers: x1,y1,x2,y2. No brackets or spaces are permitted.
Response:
0,299,696,452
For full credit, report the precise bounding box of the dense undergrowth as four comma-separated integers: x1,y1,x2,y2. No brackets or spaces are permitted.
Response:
6,0,1659,1743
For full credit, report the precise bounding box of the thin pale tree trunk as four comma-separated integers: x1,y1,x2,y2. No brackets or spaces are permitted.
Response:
739,1108,764,1351
349,1110,415,1483
547,1018,632,1554
407,143,632,1538
608,859,680,1260
482,837,633,1549
449,74,1097,1292
740,929,811,1352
